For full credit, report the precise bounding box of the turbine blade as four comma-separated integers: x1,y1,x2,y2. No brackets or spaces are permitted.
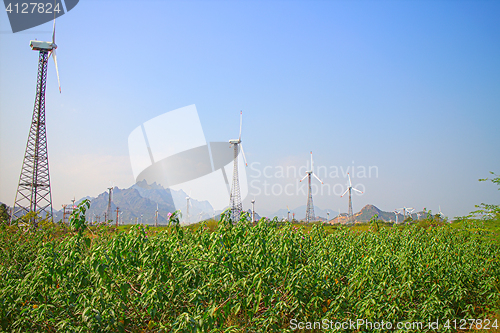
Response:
51,50,61,93
341,188,349,197
312,172,323,184
310,151,313,171
353,188,363,194
300,174,308,182
347,173,352,187
52,16,56,44
239,110,242,141
240,144,248,166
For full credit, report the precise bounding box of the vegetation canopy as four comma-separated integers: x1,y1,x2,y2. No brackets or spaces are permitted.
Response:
0,174,498,332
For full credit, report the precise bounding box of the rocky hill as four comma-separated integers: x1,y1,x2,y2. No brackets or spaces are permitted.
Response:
331,204,423,224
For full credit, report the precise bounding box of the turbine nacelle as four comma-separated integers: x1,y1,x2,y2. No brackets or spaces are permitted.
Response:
30,40,57,51
30,14,61,93
229,111,247,166
299,152,323,184
340,173,363,197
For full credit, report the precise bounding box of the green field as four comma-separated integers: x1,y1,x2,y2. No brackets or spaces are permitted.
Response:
1,209,499,332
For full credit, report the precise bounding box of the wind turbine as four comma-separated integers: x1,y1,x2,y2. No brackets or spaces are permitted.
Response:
300,151,323,223
407,208,415,220
12,10,61,224
107,185,113,224
341,173,363,224
287,205,290,222
251,199,255,223
155,204,159,227
397,207,414,221
438,205,443,217
229,111,248,222
185,193,191,224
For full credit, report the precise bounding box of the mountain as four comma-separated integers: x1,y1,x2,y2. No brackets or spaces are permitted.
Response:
84,186,170,225
79,181,216,225
246,209,261,221
332,204,425,224
131,180,216,223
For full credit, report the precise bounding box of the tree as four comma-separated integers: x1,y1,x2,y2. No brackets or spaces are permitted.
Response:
0,203,10,225
470,172,500,219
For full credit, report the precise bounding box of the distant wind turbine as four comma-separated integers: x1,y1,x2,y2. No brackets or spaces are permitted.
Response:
300,151,323,223
397,207,414,221
341,173,363,224
185,191,192,224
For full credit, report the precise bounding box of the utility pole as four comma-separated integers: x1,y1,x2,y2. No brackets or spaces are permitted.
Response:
115,207,120,227
251,199,255,224
155,204,158,227
62,204,67,224
107,187,113,225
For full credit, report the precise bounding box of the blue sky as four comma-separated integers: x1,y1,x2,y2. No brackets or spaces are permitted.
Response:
1,0,499,218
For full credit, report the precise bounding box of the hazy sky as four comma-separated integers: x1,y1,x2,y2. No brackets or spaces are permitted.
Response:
1,0,499,218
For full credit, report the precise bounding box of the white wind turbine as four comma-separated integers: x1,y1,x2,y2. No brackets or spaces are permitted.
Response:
185,191,192,224
397,206,414,221
154,204,159,227
407,208,415,219
300,151,323,223
229,111,248,222
394,210,399,224
341,173,363,224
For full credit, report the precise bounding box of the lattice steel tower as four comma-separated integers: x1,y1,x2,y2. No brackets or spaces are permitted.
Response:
229,144,242,221
347,188,353,224
228,111,247,222
12,23,61,223
305,172,315,223
300,152,323,223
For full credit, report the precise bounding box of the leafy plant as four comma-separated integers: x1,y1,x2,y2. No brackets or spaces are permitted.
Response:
0,214,498,332
69,199,91,235
0,203,10,226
